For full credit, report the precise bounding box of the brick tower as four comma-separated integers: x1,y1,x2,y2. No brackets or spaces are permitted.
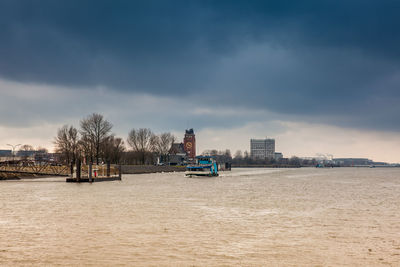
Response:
183,128,196,160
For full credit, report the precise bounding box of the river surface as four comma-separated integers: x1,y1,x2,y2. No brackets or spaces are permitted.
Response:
1,167,400,266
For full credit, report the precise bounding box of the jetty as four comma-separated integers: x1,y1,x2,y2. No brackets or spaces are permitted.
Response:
0,159,121,182
65,160,122,183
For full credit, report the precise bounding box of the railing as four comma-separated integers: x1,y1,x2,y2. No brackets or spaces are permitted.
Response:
0,161,69,176
0,160,122,182
72,164,120,178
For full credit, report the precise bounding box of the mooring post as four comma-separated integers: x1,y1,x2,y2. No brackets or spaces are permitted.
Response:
70,162,74,177
118,164,122,180
89,162,92,183
107,161,111,177
76,159,81,182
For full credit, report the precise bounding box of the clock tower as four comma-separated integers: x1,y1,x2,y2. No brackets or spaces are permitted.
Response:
183,128,196,160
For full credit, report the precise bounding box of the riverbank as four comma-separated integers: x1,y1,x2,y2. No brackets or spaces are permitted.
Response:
121,165,185,174
232,164,301,168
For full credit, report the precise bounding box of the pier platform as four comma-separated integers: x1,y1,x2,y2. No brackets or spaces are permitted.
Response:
66,176,121,183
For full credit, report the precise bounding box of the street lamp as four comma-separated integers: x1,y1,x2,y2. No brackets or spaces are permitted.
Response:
7,143,21,159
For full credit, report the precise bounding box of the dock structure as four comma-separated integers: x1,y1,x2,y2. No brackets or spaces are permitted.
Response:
66,161,122,183
0,159,122,182
0,160,69,179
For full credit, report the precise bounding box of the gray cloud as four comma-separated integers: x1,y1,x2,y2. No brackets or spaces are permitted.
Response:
0,80,282,135
0,1,400,131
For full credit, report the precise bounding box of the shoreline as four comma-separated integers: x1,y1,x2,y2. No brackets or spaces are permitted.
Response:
121,165,186,174
232,165,301,168
1,165,186,180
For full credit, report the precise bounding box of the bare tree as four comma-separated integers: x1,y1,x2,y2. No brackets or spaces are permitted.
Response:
78,134,94,164
35,146,49,164
210,149,218,157
19,144,34,151
80,113,113,164
127,128,157,164
202,150,211,156
102,136,125,164
18,144,34,160
36,147,48,153
54,125,79,164
234,150,243,160
155,132,175,163
201,149,232,164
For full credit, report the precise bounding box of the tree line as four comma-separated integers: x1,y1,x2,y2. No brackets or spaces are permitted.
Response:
199,149,314,166
201,149,232,163
231,150,317,167
54,113,175,165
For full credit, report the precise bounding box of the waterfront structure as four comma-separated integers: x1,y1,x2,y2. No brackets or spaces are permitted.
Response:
168,129,196,164
168,143,187,165
170,143,185,155
183,128,196,160
165,128,196,165
250,138,275,159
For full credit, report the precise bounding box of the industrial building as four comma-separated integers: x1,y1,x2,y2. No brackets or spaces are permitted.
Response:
250,138,275,159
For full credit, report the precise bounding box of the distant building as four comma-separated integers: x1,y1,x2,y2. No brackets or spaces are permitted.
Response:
274,152,283,160
170,143,185,155
16,150,36,158
168,143,186,164
250,138,275,159
0,150,12,157
279,157,290,165
168,153,187,166
183,128,196,159
166,128,197,165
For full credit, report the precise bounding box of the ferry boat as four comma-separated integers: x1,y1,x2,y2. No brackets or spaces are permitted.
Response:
185,156,219,177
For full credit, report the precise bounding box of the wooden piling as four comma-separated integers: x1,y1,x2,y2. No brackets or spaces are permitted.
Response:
70,162,74,176
107,161,111,177
76,159,81,182
89,162,92,183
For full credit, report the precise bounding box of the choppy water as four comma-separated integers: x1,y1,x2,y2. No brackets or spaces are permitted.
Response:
1,168,400,266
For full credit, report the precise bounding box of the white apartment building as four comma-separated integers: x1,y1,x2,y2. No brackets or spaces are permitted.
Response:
250,138,275,159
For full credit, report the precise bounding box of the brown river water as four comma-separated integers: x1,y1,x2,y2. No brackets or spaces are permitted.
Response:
1,167,400,266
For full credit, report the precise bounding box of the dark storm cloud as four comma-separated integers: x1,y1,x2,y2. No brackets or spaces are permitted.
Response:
1,0,400,130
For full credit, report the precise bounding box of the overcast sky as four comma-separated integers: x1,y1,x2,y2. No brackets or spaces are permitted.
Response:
1,1,400,162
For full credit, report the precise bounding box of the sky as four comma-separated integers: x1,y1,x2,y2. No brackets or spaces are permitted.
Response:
1,0,400,162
